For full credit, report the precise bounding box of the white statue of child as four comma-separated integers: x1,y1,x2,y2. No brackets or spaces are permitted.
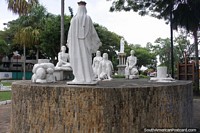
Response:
120,38,125,53
98,53,113,80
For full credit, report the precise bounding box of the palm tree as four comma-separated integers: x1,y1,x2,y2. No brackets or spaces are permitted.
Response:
172,0,200,94
6,0,39,16
6,0,39,80
14,26,39,79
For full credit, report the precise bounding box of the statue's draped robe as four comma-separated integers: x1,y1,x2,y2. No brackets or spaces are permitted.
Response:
67,6,101,83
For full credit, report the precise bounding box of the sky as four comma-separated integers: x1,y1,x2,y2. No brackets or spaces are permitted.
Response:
0,0,171,46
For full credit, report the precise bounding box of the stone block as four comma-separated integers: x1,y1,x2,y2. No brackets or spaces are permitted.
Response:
53,70,73,81
11,79,193,133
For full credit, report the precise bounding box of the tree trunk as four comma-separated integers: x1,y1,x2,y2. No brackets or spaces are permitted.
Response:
60,0,65,49
194,29,199,94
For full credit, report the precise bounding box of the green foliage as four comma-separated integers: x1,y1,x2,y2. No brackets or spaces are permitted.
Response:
6,0,39,15
0,39,9,55
1,82,12,86
40,15,71,61
149,33,193,72
112,75,125,79
125,44,157,68
2,4,49,59
109,0,173,21
94,24,121,70
139,74,149,79
0,91,11,101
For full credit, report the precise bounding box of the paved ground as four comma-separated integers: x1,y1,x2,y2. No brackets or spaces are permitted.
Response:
0,100,200,133
0,104,11,133
193,99,200,130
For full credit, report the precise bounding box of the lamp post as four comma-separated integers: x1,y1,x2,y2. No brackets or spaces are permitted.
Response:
13,51,20,80
170,0,174,78
22,44,26,80
16,53,20,80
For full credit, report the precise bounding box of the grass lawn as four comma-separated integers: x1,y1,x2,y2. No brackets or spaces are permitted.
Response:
1,82,12,86
0,91,11,101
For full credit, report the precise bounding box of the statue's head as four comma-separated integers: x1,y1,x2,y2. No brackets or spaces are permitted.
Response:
96,51,101,57
77,1,87,15
78,1,87,6
61,46,66,52
103,53,108,60
130,50,135,55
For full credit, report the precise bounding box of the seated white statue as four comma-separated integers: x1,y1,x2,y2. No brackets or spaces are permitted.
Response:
32,62,56,83
55,46,71,70
125,50,139,79
92,51,103,79
98,53,113,80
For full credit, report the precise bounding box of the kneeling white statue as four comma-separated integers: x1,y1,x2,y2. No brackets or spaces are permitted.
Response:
32,60,56,83
92,51,103,79
125,50,139,79
55,46,71,70
98,53,113,80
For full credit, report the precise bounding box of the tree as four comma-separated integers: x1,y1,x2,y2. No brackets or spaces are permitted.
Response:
94,24,121,71
148,35,194,77
0,39,9,56
174,30,194,61
125,44,157,69
156,38,171,66
6,0,39,15
40,14,71,63
172,1,200,93
109,0,200,93
6,0,39,79
11,4,47,59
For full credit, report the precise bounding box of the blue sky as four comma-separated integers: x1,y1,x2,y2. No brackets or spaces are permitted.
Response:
0,0,170,46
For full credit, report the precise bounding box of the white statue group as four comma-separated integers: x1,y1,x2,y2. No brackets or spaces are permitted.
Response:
32,1,138,84
93,51,113,81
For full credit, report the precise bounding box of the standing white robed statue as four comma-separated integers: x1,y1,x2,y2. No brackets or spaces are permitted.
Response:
120,38,125,53
125,50,139,79
98,53,113,80
66,1,102,84
92,51,103,79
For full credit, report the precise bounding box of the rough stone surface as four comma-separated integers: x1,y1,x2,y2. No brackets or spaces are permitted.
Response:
11,79,193,133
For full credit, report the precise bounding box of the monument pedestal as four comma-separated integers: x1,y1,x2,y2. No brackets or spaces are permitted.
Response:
11,79,193,133
117,65,126,75
117,53,126,75
53,70,73,81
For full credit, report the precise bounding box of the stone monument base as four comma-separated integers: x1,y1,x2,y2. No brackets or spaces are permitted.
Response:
117,65,126,75
53,69,73,81
11,79,193,133
129,75,139,79
67,80,98,85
